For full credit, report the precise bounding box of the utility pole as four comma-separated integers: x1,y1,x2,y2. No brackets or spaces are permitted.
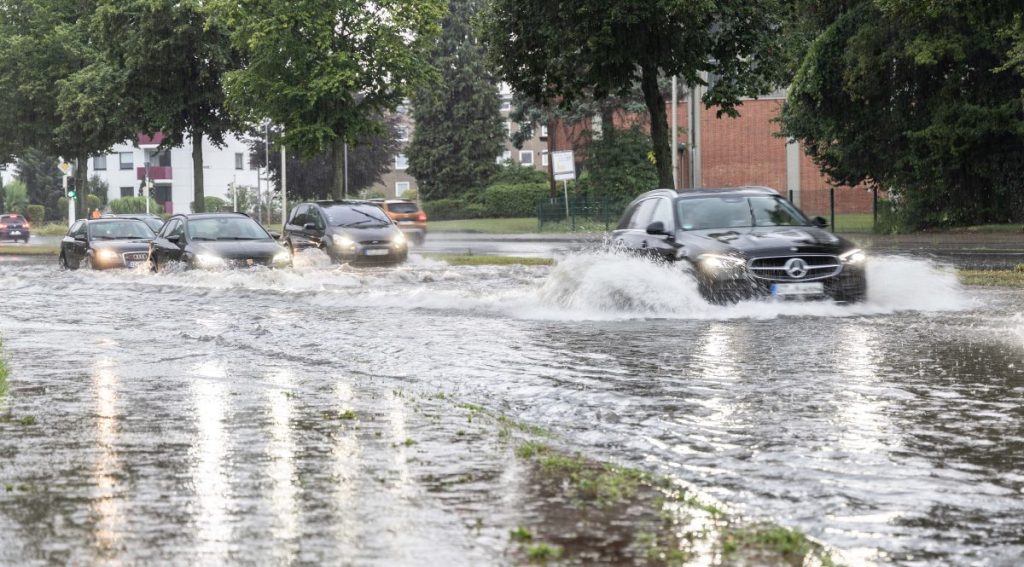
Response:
281,144,287,227
671,76,678,189
343,142,349,199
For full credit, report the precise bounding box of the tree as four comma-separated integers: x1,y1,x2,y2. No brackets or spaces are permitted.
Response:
3,179,28,213
0,0,133,219
406,0,505,200
14,148,63,218
87,0,240,213
481,0,786,188
580,127,659,203
779,1,1024,228
210,0,445,200
247,117,400,202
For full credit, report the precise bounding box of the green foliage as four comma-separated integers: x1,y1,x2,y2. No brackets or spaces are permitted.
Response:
3,180,28,213
0,336,7,397
422,198,486,221
210,0,444,199
360,189,387,200
480,183,549,218
226,185,256,215
489,164,547,186
24,205,45,224
579,128,660,202
88,175,108,206
85,194,101,213
407,0,504,200
109,197,162,215
780,1,1024,229
14,149,63,218
481,0,786,187
191,197,227,213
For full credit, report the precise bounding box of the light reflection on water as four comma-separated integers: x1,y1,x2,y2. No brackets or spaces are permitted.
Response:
0,257,1021,565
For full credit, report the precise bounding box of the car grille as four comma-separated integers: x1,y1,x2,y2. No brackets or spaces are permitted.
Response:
747,255,841,281
123,252,149,262
359,239,389,245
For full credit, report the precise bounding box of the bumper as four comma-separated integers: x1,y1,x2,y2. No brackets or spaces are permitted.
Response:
91,252,150,270
0,229,30,240
331,247,408,265
698,267,867,304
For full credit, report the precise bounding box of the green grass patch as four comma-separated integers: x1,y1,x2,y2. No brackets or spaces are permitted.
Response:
721,525,822,561
525,542,563,562
32,222,70,236
322,409,357,420
0,245,59,256
510,525,534,542
959,268,1024,287
425,253,553,266
429,218,541,234
0,337,8,397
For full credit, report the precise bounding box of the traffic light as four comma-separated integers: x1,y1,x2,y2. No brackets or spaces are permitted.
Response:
67,190,76,199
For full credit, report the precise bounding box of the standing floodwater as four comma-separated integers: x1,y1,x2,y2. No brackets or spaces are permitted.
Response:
0,253,1022,565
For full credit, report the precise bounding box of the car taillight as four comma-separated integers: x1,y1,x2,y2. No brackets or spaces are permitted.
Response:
417,212,427,222
24,222,30,228
0,224,6,229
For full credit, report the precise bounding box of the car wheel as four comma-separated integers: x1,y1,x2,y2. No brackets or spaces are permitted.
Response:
59,253,70,270
84,256,94,270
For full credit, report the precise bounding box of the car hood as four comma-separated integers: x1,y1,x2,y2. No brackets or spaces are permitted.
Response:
92,240,152,253
328,225,399,243
683,226,856,257
188,240,285,259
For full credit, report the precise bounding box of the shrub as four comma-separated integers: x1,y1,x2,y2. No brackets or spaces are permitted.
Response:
3,180,28,213
191,196,227,212
584,127,660,201
24,204,45,224
86,194,102,213
422,198,470,221
360,188,387,200
489,164,547,186
480,183,550,217
110,196,162,214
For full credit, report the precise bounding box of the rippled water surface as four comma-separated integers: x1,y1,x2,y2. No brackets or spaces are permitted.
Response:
1,251,1022,565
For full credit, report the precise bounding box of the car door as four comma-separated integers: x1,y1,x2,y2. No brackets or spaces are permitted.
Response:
642,198,679,261
284,204,307,249
62,221,84,264
621,199,658,254
306,206,327,247
151,219,184,265
70,221,90,265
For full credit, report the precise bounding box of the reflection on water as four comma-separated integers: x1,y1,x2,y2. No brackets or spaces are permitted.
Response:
0,259,1021,565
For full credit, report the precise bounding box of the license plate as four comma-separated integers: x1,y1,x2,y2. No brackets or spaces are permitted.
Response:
364,249,389,256
10,231,20,235
127,261,139,268
771,282,824,296
398,220,415,225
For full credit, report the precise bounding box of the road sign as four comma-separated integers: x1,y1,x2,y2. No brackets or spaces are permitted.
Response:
58,161,72,175
552,151,575,181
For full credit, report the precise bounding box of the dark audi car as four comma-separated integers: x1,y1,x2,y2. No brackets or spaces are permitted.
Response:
59,218,155,270
612,187,867,303
149,213,290,271
283,201,408,265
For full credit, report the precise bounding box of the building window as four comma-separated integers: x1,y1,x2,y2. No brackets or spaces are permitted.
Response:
505,121,512,137
519,150,534,166
93,155,107,171
540,125,549,139
395,181,411,197
541,151,549,167
498,150,512,165
145,148,171,167
119,152,133,170
394,154,409,170
397,127,409,142
235,153,244,170
120,187,134,198
500,99,512,112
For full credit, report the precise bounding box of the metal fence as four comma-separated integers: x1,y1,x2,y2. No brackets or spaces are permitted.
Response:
536,194,629,232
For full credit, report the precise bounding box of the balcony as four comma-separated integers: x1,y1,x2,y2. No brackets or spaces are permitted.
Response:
137,133,166,148
137,166,172,181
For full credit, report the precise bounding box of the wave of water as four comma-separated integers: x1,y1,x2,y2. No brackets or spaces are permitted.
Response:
53,248,973,322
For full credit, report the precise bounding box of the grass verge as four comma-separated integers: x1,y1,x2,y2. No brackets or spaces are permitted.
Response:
31,222,70,236
0,245,58,256
959,267,1024,287
425,253,553,266
0,337,8,397
429,218,542,233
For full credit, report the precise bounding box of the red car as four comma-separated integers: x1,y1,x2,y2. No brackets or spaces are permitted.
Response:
0,213,30,242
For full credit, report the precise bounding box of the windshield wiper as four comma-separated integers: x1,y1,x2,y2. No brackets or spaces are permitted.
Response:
191,236,217,241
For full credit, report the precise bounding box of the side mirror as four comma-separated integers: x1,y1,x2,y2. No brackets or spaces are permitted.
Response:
646,221,668,235
812,216,829,228
303,223,317,231
166,234,181,243
74,234,87,242
269,231,281,240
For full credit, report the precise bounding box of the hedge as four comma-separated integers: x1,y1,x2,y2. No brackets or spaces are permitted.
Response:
479,183,550,217
191,196,227,212
24,204,45,224
110,196,163,214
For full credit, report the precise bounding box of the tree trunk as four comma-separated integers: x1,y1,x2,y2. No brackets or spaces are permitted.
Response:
331,138,346,200
641,64,673,188
192,130,205,212
75,154,89,220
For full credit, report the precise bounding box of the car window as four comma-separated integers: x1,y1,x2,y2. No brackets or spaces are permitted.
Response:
650,198,674,229
628,199,658,230
322,205,391,227
187,217,271,241
749,197,808,227
88,220,155,240
289,204,307,227
616,202,639,230
69,221,85,237
678,197,752,230
308,207,325,229
387,202,419,214
160,219,180,238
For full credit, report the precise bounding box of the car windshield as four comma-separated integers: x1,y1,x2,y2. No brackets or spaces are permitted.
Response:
387,202,419,214
187,217,271,241
139,218,164,231
677,196,809,230
89,220,155,240
323,205,392,227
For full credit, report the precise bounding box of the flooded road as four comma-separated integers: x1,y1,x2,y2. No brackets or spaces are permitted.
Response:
0,251,1022,565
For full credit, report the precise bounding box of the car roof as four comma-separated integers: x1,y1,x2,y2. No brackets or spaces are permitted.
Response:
310,200,381,207
676,186,781,198
170,212,253,220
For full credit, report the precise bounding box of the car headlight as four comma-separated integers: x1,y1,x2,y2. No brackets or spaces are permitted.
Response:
332,236,355,249
195,253,225,268
392,232,406,247
96,249,120,262
698,254,746,273
272,251,291,265
840,249,866,264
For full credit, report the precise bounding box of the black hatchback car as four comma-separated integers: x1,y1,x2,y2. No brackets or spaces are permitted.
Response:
283,201,408,265
612,187,867,303
59,218,155,270
149,213,290,271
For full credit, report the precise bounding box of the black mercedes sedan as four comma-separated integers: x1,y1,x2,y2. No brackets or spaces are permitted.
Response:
612,187,867,303
149,213,290,271
283,201,408,265
59,218,155,270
